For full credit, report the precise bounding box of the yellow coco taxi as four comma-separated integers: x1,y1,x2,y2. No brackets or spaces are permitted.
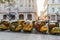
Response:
10,20,25,32
23,21,33,32
10,21,21,32
35,20,48,33
40,26,48,33
0,21,11,31
48,21,59,33
18,20,25,25
51,27,60,35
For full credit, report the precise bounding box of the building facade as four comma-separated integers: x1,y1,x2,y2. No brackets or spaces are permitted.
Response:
0,0,38,21
43,0,60,21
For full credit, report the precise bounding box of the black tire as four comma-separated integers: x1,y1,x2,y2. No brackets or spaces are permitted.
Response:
30,29,33,32
15,29,21,32
51,33,56,35
18,29,21,32
0,29,7,31
42,31,47,34
0,29,2,31
23,30,27,32
28,30,32,33
10,29,13,31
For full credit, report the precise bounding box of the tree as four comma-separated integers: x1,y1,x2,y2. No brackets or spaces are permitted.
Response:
5,0,15,6
0,0,5,4
0,0,15,20
0,0,15,6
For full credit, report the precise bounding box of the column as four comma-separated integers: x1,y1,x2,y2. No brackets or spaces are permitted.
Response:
55,15,57,21
32,13,36,20
50,15,51,21
15,10,19,20
0,14,3,21
24,13,27,20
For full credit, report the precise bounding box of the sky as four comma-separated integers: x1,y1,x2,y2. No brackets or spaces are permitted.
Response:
37,0,45,16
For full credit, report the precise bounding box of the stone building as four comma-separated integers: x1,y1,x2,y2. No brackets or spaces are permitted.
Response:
43,0,60,21
0,0,38,21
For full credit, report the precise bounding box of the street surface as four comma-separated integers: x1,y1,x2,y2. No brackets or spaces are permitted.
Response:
0,32,60,40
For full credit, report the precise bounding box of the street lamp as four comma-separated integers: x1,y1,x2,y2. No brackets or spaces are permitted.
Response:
47,14,50,34
55,11,59,27
14,5,19,20
47,14,50,22
55,11,59,22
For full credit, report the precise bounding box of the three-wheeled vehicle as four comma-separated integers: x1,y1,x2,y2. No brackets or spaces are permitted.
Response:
10,20,25,32
35,20,48,33
48,21,59,34
23,20,33,32
0,20,11,31
51,27,60,35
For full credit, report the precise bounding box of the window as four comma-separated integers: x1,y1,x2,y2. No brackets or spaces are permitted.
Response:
52,0,54,3
32,0,34,3
27,14,32,20
10,15,15,20
29,0,31,7
59,0,60,3
31,0,34,7
57,15,60,20
58,8,60,11
20,4,23,7
51,15,55,20
3,15,7,19
52,8,55,12
19,14,24,20
29,4,31,7
20,0,23,7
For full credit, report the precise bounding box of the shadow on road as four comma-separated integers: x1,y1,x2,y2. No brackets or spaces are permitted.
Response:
1,30,59,36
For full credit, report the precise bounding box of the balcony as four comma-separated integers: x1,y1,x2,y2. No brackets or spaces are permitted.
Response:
19,7,35,12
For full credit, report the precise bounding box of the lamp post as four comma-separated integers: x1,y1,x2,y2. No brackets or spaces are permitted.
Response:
46,14,50,34
8,6,12,21
55,11,59,27
47,14,50,23
14,5,19,20
55,11,59,22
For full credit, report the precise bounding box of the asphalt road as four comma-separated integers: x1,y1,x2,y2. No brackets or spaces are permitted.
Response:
0,32,59,40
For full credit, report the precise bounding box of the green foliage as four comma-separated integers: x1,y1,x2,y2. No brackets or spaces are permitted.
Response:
5,0,14,2
0,0,5,4
0,0,15,6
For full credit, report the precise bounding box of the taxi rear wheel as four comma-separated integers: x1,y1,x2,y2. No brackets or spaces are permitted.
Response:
10,29,13,31
23,30,32,33
51,33,59,35
16,29,21,32
28,30,32,33
0,29,7,31
51,33,57,35
0,29,2,31
23,30,27,32
41,31,47,34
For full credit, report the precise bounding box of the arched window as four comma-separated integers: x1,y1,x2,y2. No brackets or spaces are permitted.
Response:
10,15,15,20
3,15,7,19
19,14,24,20
27,14,32,20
